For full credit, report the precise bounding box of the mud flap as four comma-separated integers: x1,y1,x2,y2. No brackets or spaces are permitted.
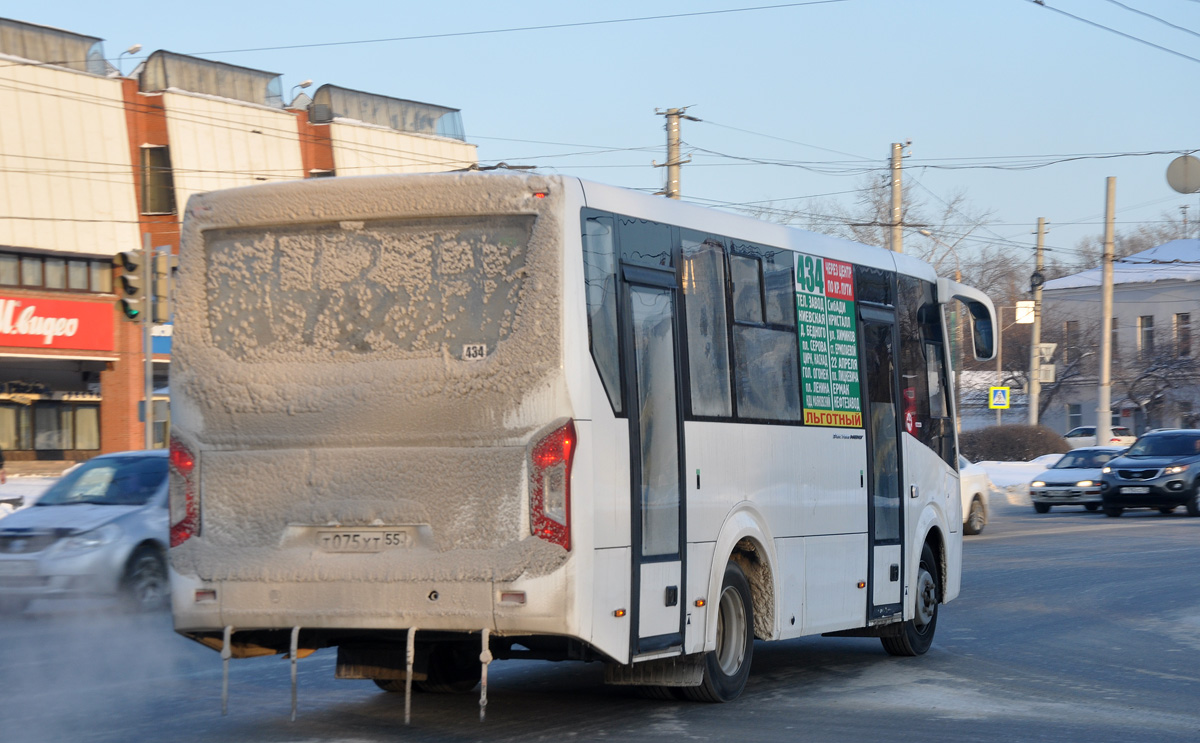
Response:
603,653,705,687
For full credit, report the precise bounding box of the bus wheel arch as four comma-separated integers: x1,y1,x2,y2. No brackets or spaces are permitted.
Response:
729,537,774,641
920,527,947,603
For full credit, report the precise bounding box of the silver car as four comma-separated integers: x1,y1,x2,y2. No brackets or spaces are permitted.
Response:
1030,446,1125,513
0,450,169,615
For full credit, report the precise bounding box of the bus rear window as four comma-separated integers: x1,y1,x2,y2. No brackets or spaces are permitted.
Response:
204,215,535,361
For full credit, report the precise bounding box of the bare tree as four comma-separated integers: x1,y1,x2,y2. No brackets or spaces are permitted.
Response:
746,174,994,273
1112,344,1200,428
1071,209,1190,266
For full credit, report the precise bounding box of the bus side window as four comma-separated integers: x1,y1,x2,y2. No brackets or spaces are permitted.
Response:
582,210,623,414
681,231,732,417
728,244,801,422
729,254,763,323
762,256,795,328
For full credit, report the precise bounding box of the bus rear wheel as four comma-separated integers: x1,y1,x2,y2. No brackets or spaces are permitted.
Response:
415,642,481,693
881,543,939,657
682,561,754,703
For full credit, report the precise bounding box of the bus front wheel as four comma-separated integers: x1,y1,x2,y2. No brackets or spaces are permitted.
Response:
683,561,754,703
881,543,939,657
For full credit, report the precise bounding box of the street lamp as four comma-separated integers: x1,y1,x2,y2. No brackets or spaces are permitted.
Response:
290,79,313,106
117,43,142,77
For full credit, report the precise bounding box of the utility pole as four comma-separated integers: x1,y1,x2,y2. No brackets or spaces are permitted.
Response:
1097,178,1116,443
890,142,904,252
654,107,698,199
141,233,153,449
1028,218,1046,425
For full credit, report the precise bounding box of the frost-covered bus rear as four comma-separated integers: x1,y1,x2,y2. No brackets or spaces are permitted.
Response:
169,172,995,705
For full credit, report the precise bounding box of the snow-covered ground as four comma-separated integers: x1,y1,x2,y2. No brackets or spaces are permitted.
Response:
0,477,58,519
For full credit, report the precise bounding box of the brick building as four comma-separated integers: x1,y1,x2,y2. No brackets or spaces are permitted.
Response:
0,18,477,466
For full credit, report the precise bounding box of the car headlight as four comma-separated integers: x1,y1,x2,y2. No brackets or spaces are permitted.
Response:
1164,464,1189,475
55,524,121,554
1075,480,1094,487
1031,481,1046,488
1101,466,1111,474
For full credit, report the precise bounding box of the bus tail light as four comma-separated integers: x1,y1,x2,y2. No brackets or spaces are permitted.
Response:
169,436,199,547
530,420,575,551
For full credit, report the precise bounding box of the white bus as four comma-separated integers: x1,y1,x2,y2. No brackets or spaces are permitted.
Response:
168,172,995,706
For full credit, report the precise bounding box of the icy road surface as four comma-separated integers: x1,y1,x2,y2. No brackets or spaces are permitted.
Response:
2,468,1198,742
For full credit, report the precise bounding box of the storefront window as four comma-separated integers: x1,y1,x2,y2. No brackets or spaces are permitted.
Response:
75,405,100,450
0,404,32,451
34,403,73,451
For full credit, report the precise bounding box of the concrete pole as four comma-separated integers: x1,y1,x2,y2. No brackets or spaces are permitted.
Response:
654,108,697,199
996,306,1004,426
664,109,682,200
1029,218,1046,425
142,233,153,449
1097,178,1116,443
890,143,903,253
955,266,963,434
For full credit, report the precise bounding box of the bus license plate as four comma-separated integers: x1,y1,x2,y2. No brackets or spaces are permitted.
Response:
1122,486,1150,494
317,529,414,553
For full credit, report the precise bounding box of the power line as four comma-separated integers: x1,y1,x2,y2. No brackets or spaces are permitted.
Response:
176,2,853,57
1028,0,1200,66
0,2,851,69
697,119,872,161
1099,0,1200,41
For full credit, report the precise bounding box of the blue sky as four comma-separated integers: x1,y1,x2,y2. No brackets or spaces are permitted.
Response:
18,1,1200,272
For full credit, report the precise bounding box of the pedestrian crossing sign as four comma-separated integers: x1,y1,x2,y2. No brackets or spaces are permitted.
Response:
988,386,1011,409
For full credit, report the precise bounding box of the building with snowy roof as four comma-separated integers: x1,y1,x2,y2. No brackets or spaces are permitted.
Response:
0,17,477,467
1038,239,1200,435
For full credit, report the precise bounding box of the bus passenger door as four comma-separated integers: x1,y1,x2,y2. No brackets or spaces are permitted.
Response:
621,264,686,657
860,308,904,622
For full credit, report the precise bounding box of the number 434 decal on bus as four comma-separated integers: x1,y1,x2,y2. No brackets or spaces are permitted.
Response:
462,344,488,361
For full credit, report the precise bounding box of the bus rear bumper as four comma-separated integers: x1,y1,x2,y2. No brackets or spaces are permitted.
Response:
171,568,573,637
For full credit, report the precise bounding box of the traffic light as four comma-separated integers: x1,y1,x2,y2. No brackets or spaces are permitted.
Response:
115,249,145,321
151,251,175,323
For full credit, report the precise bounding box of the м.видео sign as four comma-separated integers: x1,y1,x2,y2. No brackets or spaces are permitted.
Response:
0,296,115,351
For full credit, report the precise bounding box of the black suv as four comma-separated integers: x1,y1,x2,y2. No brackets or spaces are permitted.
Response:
1099,429,1200,517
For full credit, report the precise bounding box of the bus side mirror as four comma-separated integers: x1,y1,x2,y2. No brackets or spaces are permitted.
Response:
936,277,996,362
968,302,994,360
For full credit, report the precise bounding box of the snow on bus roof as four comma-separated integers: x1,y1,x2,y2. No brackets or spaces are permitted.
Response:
1043,239,1200,291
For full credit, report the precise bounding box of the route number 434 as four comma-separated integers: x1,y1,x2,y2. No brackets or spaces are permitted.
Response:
797,254,825,295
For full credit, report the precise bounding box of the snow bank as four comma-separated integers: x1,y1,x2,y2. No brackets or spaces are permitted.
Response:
0,477,58,520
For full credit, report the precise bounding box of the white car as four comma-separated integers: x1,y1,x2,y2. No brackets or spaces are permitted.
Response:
958,456,990,535
1063,426,1136,449
1029,446,1125,513
0,451,169,615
